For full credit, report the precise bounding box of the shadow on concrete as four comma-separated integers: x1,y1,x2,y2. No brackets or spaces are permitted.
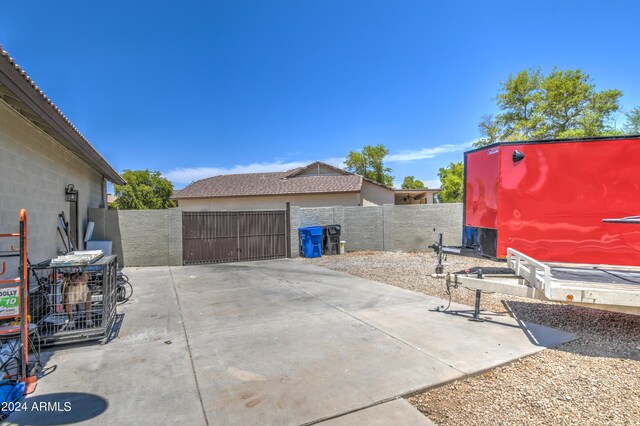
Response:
105,313,125,343
434,307,511,323
502,300,640,360
36,311,125,354
433,306,573,349
7,392,108,425
25,312,125,395
33,350,56,380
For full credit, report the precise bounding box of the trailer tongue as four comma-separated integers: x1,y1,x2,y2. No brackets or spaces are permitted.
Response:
441,248,640,317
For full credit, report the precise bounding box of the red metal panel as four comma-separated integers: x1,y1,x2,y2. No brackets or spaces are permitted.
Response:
465,147,500,229
496,138,640,265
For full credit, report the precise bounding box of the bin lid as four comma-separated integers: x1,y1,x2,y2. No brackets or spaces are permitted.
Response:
323,224,341,229
323,224,341,234
299,226,323,235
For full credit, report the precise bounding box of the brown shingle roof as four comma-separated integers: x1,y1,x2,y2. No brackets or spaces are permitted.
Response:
171,169,364,199
286,161,348,178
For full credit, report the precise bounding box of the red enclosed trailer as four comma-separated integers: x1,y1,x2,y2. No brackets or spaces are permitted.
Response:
463,135,640,266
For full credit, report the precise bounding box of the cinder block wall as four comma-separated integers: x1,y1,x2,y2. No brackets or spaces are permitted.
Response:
88,207,183,267
393,204,463,251
292,203,463,255
0,100,104,275
290,206,342,257
344,206,384,251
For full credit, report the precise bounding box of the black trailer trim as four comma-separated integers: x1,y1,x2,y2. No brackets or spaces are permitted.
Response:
464,134,640,155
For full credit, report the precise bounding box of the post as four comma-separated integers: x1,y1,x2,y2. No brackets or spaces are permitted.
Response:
286,202,292,258
435,233,444,274
236,212,241,261
472,289,482,320
20,209,28,380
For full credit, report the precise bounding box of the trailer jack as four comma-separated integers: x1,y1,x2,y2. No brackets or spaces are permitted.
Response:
468,269,488,322
434,233,445,274
434,268,494,321
469,289,484,322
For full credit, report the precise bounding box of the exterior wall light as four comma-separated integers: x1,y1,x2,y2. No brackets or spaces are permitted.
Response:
65,184,78,202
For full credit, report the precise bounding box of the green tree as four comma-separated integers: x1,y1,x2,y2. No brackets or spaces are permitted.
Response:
475,115,502,148
625,107,640,134
495,68,543,140
476,68,623,145
344,144,394,186
437,162,464,203
540,69,621,138
401,176,426,189
113,170,176,210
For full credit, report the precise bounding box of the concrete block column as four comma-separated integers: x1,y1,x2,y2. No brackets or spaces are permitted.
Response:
332,205,346,242
167,207,183,266
289,206,302,257
382,204,395,251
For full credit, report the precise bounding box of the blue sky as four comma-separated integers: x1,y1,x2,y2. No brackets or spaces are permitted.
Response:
1,1,639,189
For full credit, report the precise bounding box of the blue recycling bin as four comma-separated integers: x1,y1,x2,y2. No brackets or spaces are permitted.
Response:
298,226,323,258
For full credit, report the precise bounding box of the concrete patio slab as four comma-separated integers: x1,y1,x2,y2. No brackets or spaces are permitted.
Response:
351,300,576,375
115,267,186,342
177,283,332,334
187,312,460,425
279,274,442,311
20,338,204,426
8,259,574,425
319,399,435,426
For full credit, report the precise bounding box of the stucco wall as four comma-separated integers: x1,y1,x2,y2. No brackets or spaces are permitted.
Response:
361,181,395,206
425,190,439,204
88,208,183,266
178,192,361,211
0,100,104,273
394,190,440,205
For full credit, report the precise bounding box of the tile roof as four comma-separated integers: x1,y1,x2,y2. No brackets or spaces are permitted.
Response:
172,168,366,199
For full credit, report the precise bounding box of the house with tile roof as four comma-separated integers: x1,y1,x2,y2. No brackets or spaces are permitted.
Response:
0,46,123,268
171,161,396,210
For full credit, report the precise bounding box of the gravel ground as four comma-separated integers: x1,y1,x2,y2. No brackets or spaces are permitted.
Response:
300,251,640,426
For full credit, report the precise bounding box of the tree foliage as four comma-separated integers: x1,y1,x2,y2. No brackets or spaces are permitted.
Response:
625,107,640,134
401,176,426,189
477,114,501,147
344,144,394,186
112,170,176,210
437,162,464,203
474,68,623,148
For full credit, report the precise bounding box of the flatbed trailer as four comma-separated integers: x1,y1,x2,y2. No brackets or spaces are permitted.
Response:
445,248,640,316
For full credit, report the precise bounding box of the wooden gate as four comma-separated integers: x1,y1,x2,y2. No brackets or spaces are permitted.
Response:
182,211,288,264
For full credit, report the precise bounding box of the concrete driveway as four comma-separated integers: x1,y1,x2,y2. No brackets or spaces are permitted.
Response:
9,259,573,425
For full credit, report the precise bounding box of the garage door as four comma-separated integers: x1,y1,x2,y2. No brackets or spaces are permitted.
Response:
182,211,288,264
